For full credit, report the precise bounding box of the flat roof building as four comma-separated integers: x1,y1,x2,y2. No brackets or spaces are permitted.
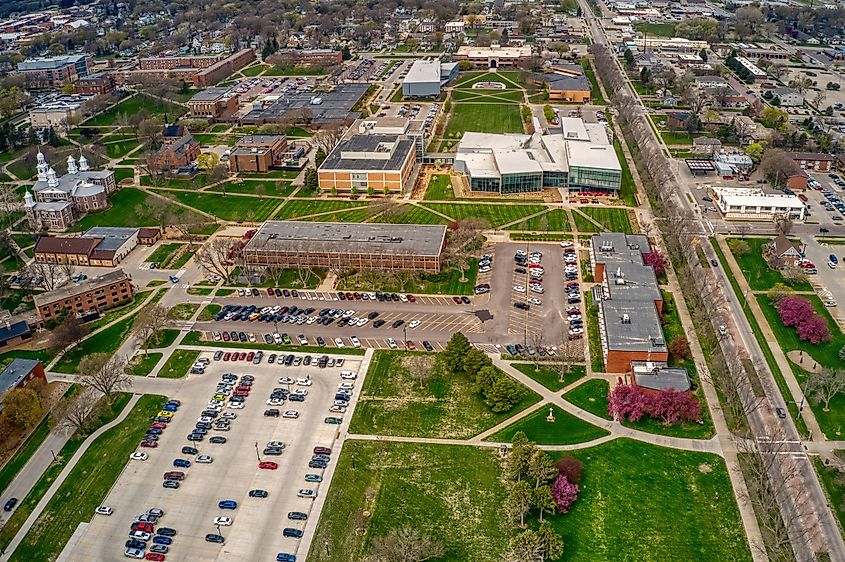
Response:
187,87,239,120
33,269,133,321
401,60,459,98
240,83,368,126
454,45,533,69
0,359,46,408
243,221,447,273
17,54,92,89
318,132,417,195
711,186,806,220
229,134,289,173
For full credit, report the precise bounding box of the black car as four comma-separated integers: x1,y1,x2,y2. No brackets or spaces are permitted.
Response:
206,534,225,543
264,334,274,344
367,311,379,320
391,319,404,328
288,511,308,520
275,288,282,296
263,447,283,455
283,528,303,538
422,341,433,352
265,409,280,417
209,436,227,444
515,267,527,274
820,227,830,233
338,292,346,300
514,302,530,310
316,336,326,346
309,460,327,469
288,394,305,402
283,289,290,297
181,446,198,455
157,527,177,537
251,288,260,296
249,489,268,498
125,539,146,550
3,497,18,512
461,296,471,304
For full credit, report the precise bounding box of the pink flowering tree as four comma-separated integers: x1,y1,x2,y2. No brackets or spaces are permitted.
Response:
777,296,815,327
607,384,648,422
551,474,579,514
797,316,831,344
608,384,701,425
650,388,702,425
642,251,668,275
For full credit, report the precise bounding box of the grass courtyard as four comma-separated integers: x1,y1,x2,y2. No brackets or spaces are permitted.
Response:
349,351,541,439
309,438,752,562
83,94,185,127
421,202,546,228
486,403,609,445
155,190,280,222
73,189,207,232
726,237,812,291
443,103,524,137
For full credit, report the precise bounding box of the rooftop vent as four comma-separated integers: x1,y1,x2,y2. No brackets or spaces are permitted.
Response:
600,242,613,252
621,314,631,324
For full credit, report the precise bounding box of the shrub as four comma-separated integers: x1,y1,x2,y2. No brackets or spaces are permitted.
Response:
551,474,579,514
668,336,690,361
555,456,583,484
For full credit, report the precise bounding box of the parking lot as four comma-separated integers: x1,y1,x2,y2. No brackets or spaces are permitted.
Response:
66,351,366,562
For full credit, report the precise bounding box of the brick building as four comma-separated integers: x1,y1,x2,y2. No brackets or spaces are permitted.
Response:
75,72,115,95
278,49,343,67
243,221,447,273
33,269,133,321
17,54,92,89
117,49,255,88
149,134,200,172
318,133,417,194
787,152,834,172
187,87,239,120
34,227,140,267
229,134,288,173
454,45,533,68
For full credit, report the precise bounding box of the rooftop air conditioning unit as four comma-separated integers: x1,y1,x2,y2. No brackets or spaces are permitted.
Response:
621,314,631,324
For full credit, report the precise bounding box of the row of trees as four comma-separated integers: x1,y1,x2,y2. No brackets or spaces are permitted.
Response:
607,384,702,425
776,295,831,345
444,332,524,413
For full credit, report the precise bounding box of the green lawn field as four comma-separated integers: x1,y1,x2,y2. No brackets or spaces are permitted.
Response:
157,349,200,378
84,95,185,126
443,103,524,137
421,202,545,227
581,207,633,233
505,209,573,232
486,403,608,445
511,363,586,392
727,237,812,291
274,199,368,220
73,189,206,231
156,190,279,222
424,174,456,200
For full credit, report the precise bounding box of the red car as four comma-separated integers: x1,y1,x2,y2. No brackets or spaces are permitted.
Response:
146,554,165,561
150,422,167,430
407,294,416,303
267,288,275,296
246,352,255,362
223,352,231,361
140,441,158,448
353,292,361,300
132,521,154,533
163,471,185,481
233,390,249,397
259,461,278,470
345,292,353,300
579,198,589,203
452,296,462,304
313,446,332,455
222,332,230,342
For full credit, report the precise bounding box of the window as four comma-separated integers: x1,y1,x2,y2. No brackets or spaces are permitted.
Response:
469,176,501,193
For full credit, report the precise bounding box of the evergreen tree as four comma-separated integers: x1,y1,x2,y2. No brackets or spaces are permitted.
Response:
443,332,471,374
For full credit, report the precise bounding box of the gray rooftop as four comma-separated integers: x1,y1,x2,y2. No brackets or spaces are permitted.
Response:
190,87,232,102
320,134,415,172
604,262,662,303
245,221,447,257
18,54,87,71
0,358,40,397
242,83,368,125
539,73,591,92
82,227,138,251
632,361,691,391
591,232,651,266
33,269,129,308
601,298,666,353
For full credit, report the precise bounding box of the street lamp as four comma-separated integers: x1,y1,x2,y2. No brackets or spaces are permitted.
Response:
403,326,407,349
254,441,260,462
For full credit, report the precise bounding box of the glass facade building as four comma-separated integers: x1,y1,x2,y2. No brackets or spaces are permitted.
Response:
501,172,543,194
568,166,622,191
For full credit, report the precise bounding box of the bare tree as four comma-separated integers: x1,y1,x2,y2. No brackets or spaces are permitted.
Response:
134,304,169,351
365,527,446,562
805,368,845,411
26,261,63,291
313,123,346,154
195,238,239,283
295,266,315,289
50,314,89,351
404,354,434,388
50,387,100,434
80,353,131,401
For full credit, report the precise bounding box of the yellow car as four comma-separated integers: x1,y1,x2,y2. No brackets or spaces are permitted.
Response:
212,394,226,402
157,411,174,418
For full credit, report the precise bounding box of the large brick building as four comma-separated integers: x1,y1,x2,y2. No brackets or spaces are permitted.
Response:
33,269,133,321
229,135,288,173
318,133,417,194
277,49,343,67
75,72,115,96
589,233,668,373
243,221,447,273
17,54,92,89
454,45,533,68
34,227,140,267
187,87,239,120
117,49,255,88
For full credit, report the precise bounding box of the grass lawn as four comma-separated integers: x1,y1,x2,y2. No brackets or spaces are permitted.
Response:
423,174,456,200
336,261,478,295
505,209,573,232
581,60,606,105
7,159,34,180
512,362,586,392
274,199,368,220
510,232,573,242
9,395,168,562
74,189,205,231
127,353,162,376
146,243,182,264
371,204,452,225
155,190,278,222
147,328,180,349
300,207,375,223
241,63,269,76
104,139,140,158
349,351,541,439
309,439,751,562
727,238,812,291
453,71,524,90
266,65,326,76
167,303,199,321
240,170,301,180
208,180,295,197
112,167,135,184
187,286,214,295
814,457,845,531
584,292,604,372
450,89,524,103
84,95,184,126
572,210,601,233
157,349,200,379
564,378,611,419
634,22,677,36
443,103,524,137
198,304,222,321
54,315,136,373
421,203,545,227
486,403,609,445
168,249,195,269
581,207,633,233
0,418,50,495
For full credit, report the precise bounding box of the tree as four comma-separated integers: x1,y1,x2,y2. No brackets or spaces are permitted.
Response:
623,48,634,69
555,455,583,484
462,347,490,377
528,450,558,490
80,353,131,401
51,387,99,434
443,332,471,374
533,485,556,522
485,376,524,412
839,345,845,362
668,336,690,362
475,365,500,397
504,529,544,562
797,316,831,344
744,142,765,163
134,304,169,351
759,107,788,132
504,480,534,528
50,314,89,351
138,117,164,149
551,474,579,514
365,527,445,562
504,432,536,483
314,147,327,167
303,167,318,192
195,237,239,283
642,250,668,275
2,388,43,428
805,368,845,411
777,296,814,327
732,239,751,256
404,354,434,388
537,520,564,560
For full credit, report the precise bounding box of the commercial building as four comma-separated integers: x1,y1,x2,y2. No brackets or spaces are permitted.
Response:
0,359,46,404
17,54,92,89
694,75,729,89
240,83,368,126
711,186,806,220
589,233,668,373
733,56,767,81
33,269,133,321
229,134,289,173
29,95,87,129
74,72,115,96
187,87,240,120
454,45,533,68
787,152,833,172
774,87,803,107
243,221,447,273
453,118,621,195
536,70,592,103
25,152,116,231
742,47,790,61
318,132,417,194
401,60,459,98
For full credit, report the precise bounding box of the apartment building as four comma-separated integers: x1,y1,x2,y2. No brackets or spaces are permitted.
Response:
33,269,133,321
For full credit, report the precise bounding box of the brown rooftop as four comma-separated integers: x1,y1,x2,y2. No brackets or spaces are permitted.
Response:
34,236,101,255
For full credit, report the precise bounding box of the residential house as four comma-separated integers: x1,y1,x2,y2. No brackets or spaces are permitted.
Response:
774,87,803,107
766,234,803,267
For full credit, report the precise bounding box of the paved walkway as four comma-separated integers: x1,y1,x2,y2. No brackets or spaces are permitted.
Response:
0,395,140,562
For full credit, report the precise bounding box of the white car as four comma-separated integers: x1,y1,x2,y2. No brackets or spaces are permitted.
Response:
334,338,345,348
306,316,317,324
196,455,213,463
528,298,542,306
267,398,284,406
560,241,574,248
214,516,233,526
343,310,355,317
267,440,286,449
399,295,408,303
293,389,309,396
338,382,354,390
569,328,584,335
530,285,544,294
297,489,317,498
356,318,368,326
340,370,357,380
128,530,151,541
513,285,526,293
298,335,309,345
130,452,148,461
278,377,294,384
95,506,113,515
408,320,421,329
273,333,283,344
221,412,237,419
329,405,347,413
283,410,300,419
568,315,583,322
351,336,361,348
227,402,244,409
387,338,398,349
297,378,312,386
248,333,256,342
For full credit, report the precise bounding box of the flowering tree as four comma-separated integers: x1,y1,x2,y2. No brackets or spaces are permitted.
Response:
642,251,668,275
608,384,701,425
607,383,648,422
555,456,583,484
551,474,579,514
777,296,815,327
797,316,831,344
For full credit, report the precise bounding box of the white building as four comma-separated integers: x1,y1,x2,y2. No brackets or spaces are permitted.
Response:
29,95,88,129
401,60,459,98
734,56,767,81
632,37,708,53
774,87,804,107
712,186,806,220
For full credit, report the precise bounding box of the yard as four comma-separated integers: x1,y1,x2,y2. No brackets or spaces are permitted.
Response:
581,206,634,233
572,210,601,233
83,94,185,127
634,22,677,36
0,418,50,495
167,303,199,321
505,209,573,232
73,189,206,231
156,190,280,222
423,174,456,200
127,353,162,376
486,403,608,445
421,202,546,228
146,243,183,264
207,180,295,197
349,351,541,439
53,315,136,373
274,199,368,220
197,304,222,321
443,103,524,137
511,362,586,392
727,237,812,291
335,260,478,295
157,349,200,379
371,204,451,225
564,378,611,419
9,395,167,562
